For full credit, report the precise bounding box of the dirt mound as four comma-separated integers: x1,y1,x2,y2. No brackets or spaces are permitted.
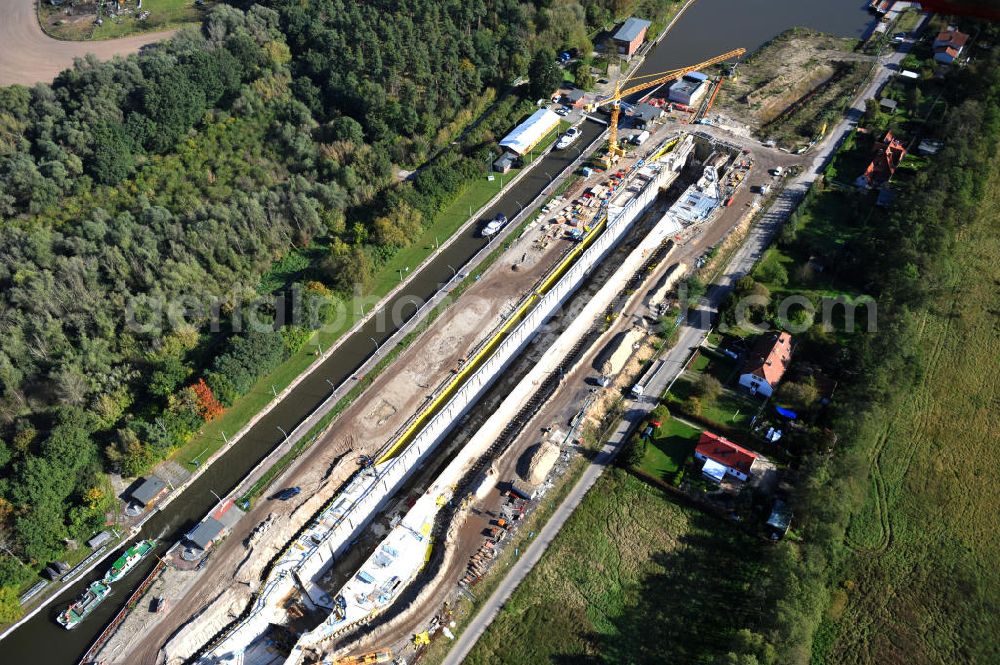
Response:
524,441,560,485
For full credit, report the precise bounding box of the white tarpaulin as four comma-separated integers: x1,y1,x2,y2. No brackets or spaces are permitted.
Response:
701,458,727,483
500,109,561,155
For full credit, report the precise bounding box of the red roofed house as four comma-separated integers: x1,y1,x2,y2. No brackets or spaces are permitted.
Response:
933,28,969,63
694,431,759,482
856,131,906,189
739,331,792,398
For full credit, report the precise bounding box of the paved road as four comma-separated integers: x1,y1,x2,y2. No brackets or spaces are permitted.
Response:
442,20,930,664
0,0,175,86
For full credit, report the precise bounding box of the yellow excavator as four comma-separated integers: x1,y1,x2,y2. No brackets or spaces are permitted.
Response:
334,649,393,665
587,48,746,166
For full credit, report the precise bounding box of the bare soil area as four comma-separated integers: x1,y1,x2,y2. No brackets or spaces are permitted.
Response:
715,29,871,150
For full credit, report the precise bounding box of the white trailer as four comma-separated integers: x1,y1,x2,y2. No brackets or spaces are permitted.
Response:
630,358,664,400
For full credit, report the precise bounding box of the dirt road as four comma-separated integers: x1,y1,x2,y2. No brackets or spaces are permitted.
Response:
0,0,175,86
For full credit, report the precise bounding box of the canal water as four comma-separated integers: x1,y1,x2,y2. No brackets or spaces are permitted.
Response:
0,1,873,662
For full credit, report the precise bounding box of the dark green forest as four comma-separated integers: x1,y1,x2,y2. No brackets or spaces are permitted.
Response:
0,0,679,618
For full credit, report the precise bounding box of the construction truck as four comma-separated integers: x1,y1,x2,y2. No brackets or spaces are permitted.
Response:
630,359,664,400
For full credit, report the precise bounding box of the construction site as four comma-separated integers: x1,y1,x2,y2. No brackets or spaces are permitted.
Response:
82,97,794,664
59,37,821,663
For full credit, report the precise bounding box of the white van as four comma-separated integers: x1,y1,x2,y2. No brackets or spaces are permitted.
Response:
633,130,650,146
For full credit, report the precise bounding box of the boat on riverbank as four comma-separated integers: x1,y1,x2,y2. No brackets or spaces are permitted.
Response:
103,539,155,583
56,581,111,629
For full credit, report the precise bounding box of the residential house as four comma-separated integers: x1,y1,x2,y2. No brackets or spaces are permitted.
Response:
856,130,906,188
739,331,792,398
933,28,969,63
694,431,760,482
668,72,709,107
611,17,652,58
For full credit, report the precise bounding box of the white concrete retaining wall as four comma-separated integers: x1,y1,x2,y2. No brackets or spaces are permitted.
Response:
203,138,693,663
286,142,692,664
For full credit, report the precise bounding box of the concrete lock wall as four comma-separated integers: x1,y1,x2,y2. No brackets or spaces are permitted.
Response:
205,140,691,662
295,146,687,590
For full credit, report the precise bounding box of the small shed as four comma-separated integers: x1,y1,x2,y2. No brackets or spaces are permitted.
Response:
879,98,898,113
766,500,793,539
493,153,516,173
131,476,168,507
87,531,113,549
563,88,586,108
186,517,226,550
917,139,943,156
633,102,664,129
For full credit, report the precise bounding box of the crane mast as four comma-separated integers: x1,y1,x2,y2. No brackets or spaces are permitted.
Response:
590,48,746,165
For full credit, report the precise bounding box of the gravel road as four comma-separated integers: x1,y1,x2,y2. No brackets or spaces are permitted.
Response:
0,0,175,86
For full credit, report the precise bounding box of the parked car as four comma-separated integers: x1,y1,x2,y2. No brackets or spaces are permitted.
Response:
555,108,569,117
481,213,508,237
274,486,301,501
556,127,581,149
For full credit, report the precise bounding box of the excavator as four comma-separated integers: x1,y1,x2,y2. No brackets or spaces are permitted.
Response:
333,649,393,665
586,48,746,166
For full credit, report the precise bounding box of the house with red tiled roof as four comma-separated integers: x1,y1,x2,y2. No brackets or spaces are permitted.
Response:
856,131,906,189
933,29,969,49
934,28,969,63
739,332,792,398
694,431,760,482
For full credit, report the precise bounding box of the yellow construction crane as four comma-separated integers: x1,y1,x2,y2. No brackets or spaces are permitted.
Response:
334,649,393,665
587,48,746,165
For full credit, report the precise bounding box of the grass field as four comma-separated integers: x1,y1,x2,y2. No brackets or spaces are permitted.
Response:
40,0,206,41
464,469,780,664
667,374,760,430
813,151,1000,664
634,416,700,482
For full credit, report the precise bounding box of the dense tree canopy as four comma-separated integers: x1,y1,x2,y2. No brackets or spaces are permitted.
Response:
0,0,673,612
